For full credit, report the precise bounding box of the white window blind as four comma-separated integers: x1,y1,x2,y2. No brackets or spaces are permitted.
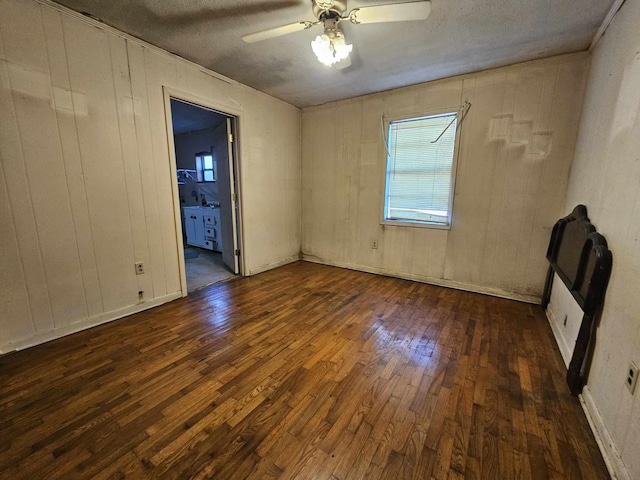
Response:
384,111,459,226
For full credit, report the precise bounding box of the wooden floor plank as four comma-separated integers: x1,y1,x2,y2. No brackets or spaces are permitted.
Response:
0,262,609,479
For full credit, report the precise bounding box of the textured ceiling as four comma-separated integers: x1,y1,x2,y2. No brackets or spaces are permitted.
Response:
52,0,614,107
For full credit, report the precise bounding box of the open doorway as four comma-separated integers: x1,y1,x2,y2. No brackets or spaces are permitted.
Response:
169,98,241,292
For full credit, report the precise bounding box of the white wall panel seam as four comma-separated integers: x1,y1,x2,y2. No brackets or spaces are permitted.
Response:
41,5,90,324
137,46,166,297
60,14,106,313
299,104,303,255
457,81,473,282
512,68,544,291
525,64,562,291
0,24,38,335
454,78,473,281
144,48,166,294
1,8,55,327
545,65,568,209
145,47,175,296
518,65,549,285
485,72,511,286
126,41,158,298
107,37,141,301
0,148,36,333
498,70,522,289
476,73,497,286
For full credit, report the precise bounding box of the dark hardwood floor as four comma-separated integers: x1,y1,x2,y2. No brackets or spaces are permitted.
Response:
0,262,609,479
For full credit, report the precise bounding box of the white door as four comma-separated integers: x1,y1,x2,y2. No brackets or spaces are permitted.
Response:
219,118,240,274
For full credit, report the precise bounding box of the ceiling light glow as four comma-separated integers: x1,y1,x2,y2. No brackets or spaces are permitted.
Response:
311,31,352,66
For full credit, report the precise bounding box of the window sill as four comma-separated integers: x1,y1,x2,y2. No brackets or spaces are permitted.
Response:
381,219,451,230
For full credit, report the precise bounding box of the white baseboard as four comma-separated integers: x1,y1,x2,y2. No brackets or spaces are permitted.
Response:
543,307,630,480
0,291,182,354
300,256,541,304
544,303,572,367
247,254,301,275
580,387,631,480
2,252,303,354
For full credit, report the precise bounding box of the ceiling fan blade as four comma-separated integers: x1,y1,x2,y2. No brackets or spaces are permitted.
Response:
242,21,314,43
349,1,431,25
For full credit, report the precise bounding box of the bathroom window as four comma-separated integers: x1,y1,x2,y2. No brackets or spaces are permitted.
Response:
195,153,216,182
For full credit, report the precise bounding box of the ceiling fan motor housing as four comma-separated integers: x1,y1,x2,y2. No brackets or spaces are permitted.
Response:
312,0,347,19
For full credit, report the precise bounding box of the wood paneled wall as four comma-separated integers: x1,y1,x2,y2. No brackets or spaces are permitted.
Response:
0,0,301,353
547,0,640,478
301,54,589,302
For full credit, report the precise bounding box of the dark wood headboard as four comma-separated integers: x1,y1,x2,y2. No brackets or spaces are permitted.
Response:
541,205,612,396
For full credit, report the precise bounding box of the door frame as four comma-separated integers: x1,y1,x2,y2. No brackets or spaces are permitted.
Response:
162,86,245,296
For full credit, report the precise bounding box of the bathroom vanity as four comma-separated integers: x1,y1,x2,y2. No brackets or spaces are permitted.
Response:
183,206,222,252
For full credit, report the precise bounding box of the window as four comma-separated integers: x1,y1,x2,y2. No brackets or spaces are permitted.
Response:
383,110,460,228
195,153,216,182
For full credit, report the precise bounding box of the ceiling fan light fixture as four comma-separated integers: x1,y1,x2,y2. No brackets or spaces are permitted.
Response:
311,30,352,67
243,1,431,69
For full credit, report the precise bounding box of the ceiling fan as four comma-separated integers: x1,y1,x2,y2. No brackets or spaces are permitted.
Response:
242,0,432,67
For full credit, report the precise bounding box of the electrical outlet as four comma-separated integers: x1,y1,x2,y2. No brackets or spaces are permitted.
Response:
371,240,378,249
138,290,144,300
135,262,144,275
626,362,639,394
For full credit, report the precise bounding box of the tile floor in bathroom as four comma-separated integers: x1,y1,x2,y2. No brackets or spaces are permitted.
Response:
184,247,236,292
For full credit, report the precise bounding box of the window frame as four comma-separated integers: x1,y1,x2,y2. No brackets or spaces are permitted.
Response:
195,152,217,183
380,107,463,230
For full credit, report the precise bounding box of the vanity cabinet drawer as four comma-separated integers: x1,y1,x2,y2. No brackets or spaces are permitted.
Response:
183,207,220,252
